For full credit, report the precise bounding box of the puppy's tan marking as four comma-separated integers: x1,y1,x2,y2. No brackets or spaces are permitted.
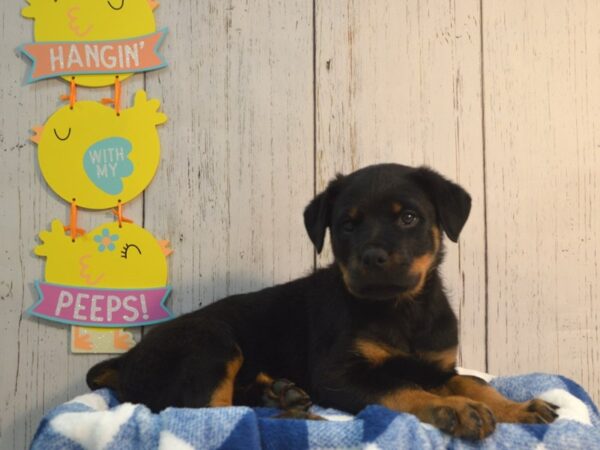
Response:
380,388,437,413
404,252,435,297
255,372,274,386
209,353,244,407
392,202,402,213
418,346,457,371
348,207,359,219
380,389,496,439
410,253,435,275
431,226,441,254
402,226,442,297
443,375,558,424
339,263,352,285
354,338,408,365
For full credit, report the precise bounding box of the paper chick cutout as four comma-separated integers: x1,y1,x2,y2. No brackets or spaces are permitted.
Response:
21,0,166,86
32,90,167,210
30,219,173,352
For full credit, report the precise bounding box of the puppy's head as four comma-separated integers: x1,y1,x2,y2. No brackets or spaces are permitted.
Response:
304,164,471,300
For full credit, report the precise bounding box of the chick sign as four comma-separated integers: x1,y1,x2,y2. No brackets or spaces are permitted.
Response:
31,220,174,352
20,0,167,86
33,90,166,210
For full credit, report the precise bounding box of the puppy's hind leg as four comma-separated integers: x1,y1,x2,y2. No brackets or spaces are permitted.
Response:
117,320,244,412
175,341,244,410
207,349,244,407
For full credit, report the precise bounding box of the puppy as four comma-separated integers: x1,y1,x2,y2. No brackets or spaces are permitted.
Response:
87,163,557,439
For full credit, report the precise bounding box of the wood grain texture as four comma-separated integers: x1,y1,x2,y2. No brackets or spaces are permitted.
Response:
315,0,487,370
482,0,600,400
143,0,314,317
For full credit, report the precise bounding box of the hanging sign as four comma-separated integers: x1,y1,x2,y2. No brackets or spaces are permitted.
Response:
21,0,167,86
31,219,174,328
21,30,168,83
32,90,167,210
22,0,174,354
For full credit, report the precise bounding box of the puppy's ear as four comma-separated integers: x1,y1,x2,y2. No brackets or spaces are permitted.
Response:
412,167,471,242
303,176,342,253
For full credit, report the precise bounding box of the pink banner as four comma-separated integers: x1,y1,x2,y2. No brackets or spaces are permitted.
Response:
29,281,173,327
20,29,168,83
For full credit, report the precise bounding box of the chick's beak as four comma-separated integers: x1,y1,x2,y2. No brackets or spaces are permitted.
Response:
157,240,173,256
31,125,44,144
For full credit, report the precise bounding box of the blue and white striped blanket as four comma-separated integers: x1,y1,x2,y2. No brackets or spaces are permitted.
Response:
31,372,600,450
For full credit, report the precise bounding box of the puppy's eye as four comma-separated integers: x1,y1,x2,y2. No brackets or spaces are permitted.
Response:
341,220,355,233
399,210,418,227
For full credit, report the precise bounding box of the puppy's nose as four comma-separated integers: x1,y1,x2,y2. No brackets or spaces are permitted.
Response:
361,248,389,269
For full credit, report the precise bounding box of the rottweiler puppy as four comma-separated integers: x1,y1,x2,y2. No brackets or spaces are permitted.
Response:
88,163,557,439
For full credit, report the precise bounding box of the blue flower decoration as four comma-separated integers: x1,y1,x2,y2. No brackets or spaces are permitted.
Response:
94,228,119,252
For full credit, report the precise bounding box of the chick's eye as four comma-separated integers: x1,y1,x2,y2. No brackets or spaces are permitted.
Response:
121,243,141,259
107,0,125,11
53,128,71,141
399,210,418,226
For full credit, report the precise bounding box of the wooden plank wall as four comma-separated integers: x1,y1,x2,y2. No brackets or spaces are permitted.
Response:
1,1,599,448
483,0,600,389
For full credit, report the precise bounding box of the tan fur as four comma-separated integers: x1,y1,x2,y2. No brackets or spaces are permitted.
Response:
402,226,442,297
380,388,439,414
392,202,403,213
443,375,549,423
209,353,244,407
404,252,435,296
255,372,274,386
339,263,353,287
354,338,408,365
418,346,457,371
431,226,441,254
381,388,496,439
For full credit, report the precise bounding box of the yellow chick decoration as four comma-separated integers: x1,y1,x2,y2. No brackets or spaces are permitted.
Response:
32,90,167,236
36,220,171,288
22,0,160,87
22,1,171,354
32,219,173,352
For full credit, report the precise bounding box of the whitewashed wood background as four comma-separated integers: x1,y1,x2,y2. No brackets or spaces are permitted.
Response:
1,0,599,448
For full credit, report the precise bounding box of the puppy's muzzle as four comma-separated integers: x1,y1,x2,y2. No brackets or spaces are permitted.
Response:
360,247,390,269
342,246,418,300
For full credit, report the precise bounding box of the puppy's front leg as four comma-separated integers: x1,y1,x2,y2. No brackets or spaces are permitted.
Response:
315,369,495,439
439,375,558,424
380,388,496,440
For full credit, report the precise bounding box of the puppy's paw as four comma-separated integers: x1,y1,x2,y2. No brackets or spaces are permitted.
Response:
424,397,496,440
497,398,558,424
262,378,312,412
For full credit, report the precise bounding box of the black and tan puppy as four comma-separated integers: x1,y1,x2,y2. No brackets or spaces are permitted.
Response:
88,163,557,439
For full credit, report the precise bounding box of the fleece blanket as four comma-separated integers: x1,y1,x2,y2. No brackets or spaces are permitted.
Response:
31,372,600,450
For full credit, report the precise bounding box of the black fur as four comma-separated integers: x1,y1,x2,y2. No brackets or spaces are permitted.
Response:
87,163,471,414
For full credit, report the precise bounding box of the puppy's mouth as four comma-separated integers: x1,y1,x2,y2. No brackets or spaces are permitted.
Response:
341,268,420,300
352,283,413,300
